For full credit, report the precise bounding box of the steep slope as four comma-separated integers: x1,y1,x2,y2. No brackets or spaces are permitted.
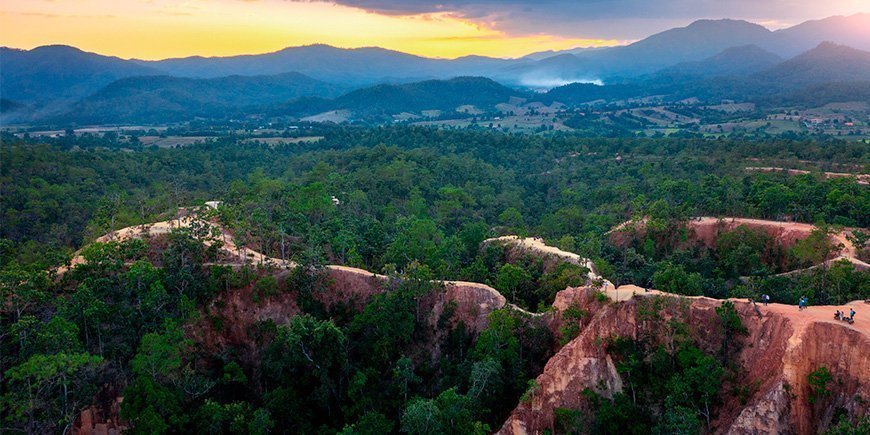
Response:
0,45,158,108
53,72,347,124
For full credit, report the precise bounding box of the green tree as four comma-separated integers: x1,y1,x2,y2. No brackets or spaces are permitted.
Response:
652,262,703,296
495,263,533,307
3,352,103,433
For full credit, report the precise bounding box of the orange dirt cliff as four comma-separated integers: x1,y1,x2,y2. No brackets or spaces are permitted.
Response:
499,286,870,435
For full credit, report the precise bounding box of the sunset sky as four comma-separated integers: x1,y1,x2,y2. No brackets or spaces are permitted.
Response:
1,0,867,60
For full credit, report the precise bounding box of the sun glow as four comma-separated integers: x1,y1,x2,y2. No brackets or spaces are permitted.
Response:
0,0,622,60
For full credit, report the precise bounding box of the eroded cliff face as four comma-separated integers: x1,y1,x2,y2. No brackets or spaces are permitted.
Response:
502,289,637,435
499,288,870,435
190,265,516,365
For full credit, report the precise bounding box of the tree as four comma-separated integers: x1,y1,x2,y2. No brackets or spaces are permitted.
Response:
401,388,483,435
3,352,103,433
808,366,833,405
261,315,348,431
122,321,206,433
495,263,533,306
652,262,702,296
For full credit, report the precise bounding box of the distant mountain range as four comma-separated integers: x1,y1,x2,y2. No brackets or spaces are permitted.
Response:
502,14,870,86
136,45,520,85
52,73,349,124
2,13,869,124
537,42,870,107
0,45,157,113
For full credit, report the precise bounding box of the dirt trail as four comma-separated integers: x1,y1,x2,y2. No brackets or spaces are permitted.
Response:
484,235,610,286
60,218,539,316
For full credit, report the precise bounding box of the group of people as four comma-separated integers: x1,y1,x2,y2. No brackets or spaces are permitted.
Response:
835,308,857,322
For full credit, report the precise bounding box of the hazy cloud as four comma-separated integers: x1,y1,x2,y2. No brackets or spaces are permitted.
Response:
303,0,867,38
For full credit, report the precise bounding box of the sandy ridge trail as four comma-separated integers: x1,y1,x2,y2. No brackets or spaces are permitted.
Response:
58,216,541,316
613,216,869,271
59,215,867,331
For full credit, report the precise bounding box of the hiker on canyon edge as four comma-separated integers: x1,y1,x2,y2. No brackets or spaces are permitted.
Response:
850,308,856,320
762,294,770,306
798,296,807,311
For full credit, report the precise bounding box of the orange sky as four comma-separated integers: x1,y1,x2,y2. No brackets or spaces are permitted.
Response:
0,0,626,60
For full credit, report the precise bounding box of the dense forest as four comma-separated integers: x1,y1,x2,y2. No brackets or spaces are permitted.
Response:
1,127,868,433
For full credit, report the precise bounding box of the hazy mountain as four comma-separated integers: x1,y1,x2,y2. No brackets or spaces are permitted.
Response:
655,45,783,79
506,19,775,85
521,47,605,61
142,44,520,86
0,45,158,108
54,72,347,124
668,43,870,103
599,19,773,73
764,13,870,57
512,13,870,84
754,42,870,86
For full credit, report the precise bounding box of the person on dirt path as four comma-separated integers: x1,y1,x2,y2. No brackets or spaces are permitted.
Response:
762,294,770,306
835,310,842,320
850,308,856,320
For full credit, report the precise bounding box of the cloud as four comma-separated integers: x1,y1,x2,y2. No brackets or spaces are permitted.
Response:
294,0,867,39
